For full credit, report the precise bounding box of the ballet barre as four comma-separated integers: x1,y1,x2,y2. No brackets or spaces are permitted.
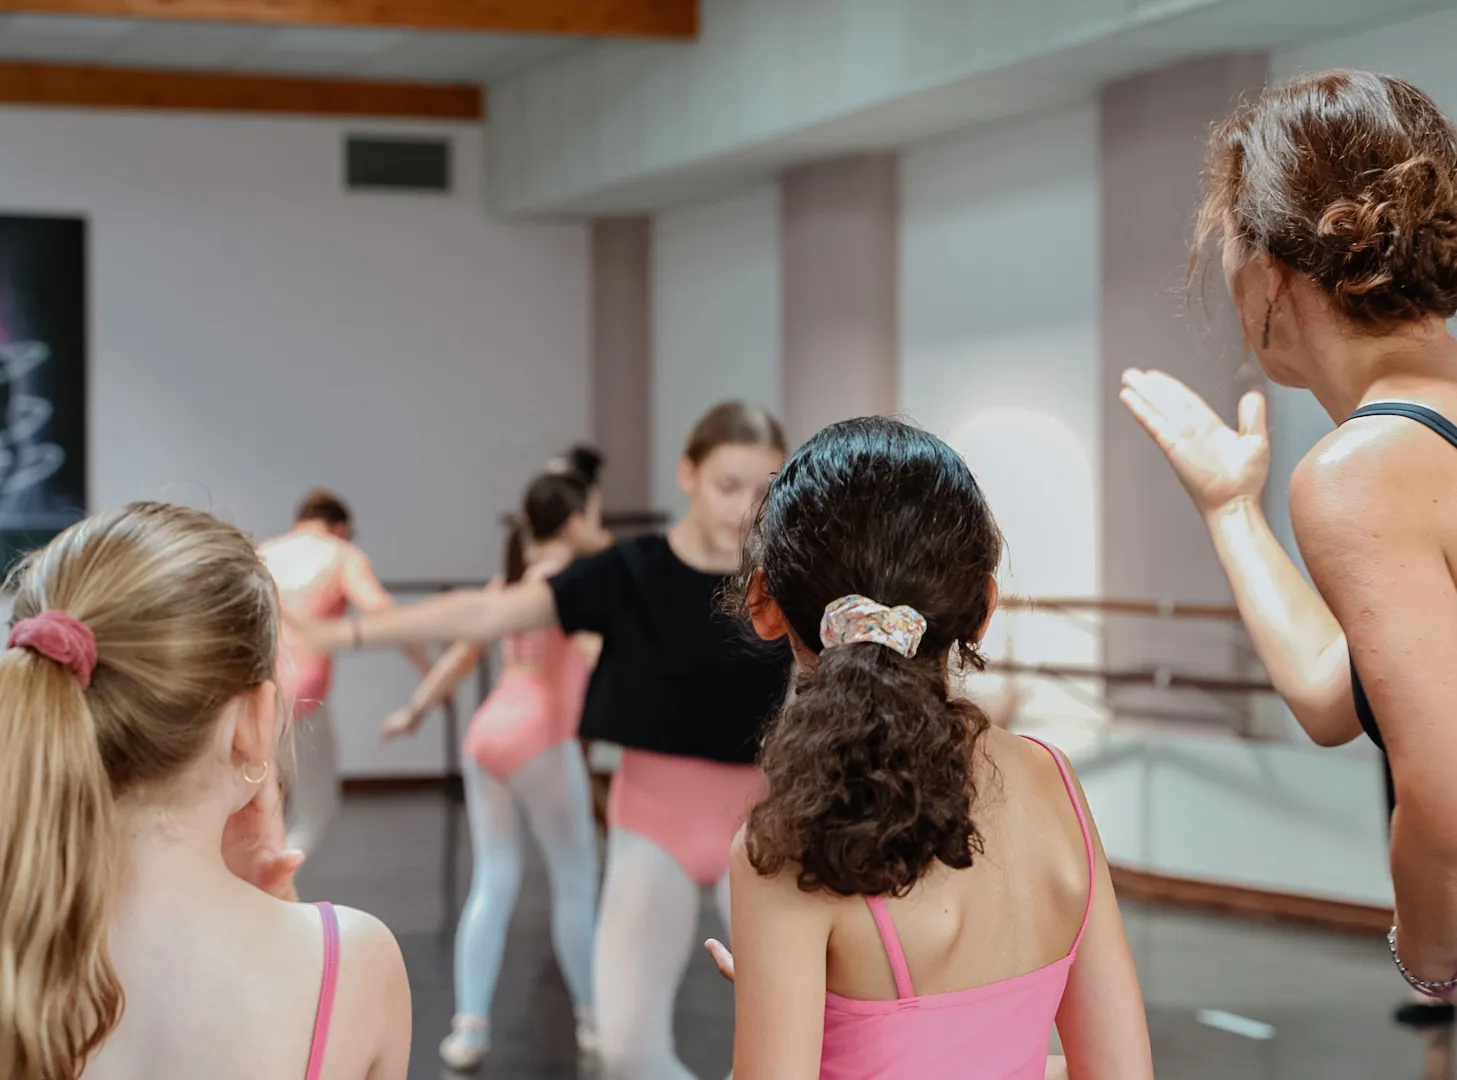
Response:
984,659,1273,696
999,596,1243,622
497,509,670,530
991,595,1271,737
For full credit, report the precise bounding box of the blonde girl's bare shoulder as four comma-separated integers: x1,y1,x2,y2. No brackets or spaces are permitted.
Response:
331,904,408,989
323,905,411,1070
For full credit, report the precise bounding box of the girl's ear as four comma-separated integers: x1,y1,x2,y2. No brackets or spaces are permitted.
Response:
746,570,790,642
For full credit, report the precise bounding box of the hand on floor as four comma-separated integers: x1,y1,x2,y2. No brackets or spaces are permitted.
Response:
705,938,735,982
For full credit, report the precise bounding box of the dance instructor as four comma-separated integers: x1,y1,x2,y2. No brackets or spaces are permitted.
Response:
296,402,793,1080
1121,71,1457,999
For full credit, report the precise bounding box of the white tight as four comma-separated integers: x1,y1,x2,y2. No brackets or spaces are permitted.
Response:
455,742,599,1020
285,705,340,856
596,827,730,1080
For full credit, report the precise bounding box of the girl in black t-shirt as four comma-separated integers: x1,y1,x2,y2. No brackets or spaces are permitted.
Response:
297,402,792,1079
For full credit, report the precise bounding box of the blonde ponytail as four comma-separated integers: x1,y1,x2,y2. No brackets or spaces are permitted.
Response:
0,501,281,1080
0,649,123,1080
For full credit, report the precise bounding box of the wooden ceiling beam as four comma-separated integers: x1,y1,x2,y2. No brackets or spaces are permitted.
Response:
0,0,698,37
0,60,484,118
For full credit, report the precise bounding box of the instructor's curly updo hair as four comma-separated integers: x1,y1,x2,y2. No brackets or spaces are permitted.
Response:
1199,69,1457,325
733,417,1003,898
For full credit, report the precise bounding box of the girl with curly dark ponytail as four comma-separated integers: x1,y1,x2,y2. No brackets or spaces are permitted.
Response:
722,417,1152,1080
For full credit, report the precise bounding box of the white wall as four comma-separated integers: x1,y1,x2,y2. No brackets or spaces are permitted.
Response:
1075,729,1392,906
899,102,1103,723
0,107,589,776
651,183,782,515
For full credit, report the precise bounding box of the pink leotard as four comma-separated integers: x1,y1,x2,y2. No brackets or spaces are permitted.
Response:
305,901,340,1080
259,533,349,721
818,736,1095,1080
608,750,767,886
465,628,590,781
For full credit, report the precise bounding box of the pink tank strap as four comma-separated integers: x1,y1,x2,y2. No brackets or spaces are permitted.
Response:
864,895,916,999
1020,735,1096,948
304,901,341,1080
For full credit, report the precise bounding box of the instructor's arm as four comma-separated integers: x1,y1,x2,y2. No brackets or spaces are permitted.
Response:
1120,370,1360,745
305,580,559,653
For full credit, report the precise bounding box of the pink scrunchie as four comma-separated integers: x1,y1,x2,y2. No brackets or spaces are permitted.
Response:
8,610,98,688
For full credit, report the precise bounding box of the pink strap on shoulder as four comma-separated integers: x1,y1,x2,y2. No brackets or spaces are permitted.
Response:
864,896,916,999
305,902,341,1080
1019,735,1096,949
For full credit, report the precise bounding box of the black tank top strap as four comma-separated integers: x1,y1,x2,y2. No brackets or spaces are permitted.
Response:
1340,401,1457,753
1350,659,1385,751
1345,401,1457,449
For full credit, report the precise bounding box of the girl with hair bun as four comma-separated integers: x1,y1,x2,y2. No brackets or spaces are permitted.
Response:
380,468,605,1071
714,417,1152,1080
1122,70,1457,1006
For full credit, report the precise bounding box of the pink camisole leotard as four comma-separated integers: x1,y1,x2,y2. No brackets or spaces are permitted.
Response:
260,533,349,721
465,627,590,781
818,736,1095,1080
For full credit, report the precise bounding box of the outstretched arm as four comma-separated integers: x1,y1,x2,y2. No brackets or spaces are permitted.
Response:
381,641,486,741
1200,497,1358,744
1121,370,1359,745
300,579,559,654
340,548,434,675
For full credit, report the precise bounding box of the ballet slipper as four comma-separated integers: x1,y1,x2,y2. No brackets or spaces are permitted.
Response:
575,1006,600,1060
439,1016,490,1071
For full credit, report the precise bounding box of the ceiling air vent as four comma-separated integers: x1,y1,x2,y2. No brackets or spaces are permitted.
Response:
344,135,452,194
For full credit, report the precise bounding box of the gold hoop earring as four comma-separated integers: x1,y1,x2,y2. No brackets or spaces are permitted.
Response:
241,761,270,785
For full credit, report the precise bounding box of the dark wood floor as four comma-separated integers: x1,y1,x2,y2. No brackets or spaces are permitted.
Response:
300,788,1448,1080
296,787,733,1079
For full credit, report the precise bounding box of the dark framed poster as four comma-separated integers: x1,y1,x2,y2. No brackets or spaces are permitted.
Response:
0,215,86,570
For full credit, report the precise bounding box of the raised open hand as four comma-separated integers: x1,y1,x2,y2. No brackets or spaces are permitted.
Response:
1119,369,1270,517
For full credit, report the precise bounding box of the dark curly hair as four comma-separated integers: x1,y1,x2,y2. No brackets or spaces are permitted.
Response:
1197,69,1457,325
732,417,1003,897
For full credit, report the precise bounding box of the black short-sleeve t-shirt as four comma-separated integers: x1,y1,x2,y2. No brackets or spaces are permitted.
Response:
549,534,792,765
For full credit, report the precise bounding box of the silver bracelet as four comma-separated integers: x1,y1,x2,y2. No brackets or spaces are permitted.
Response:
1388,925,1457,996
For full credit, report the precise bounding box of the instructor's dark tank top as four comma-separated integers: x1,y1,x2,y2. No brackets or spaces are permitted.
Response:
1342,401,1457,751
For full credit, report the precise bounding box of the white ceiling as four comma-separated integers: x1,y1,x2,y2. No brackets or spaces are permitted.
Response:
0,14,580,83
